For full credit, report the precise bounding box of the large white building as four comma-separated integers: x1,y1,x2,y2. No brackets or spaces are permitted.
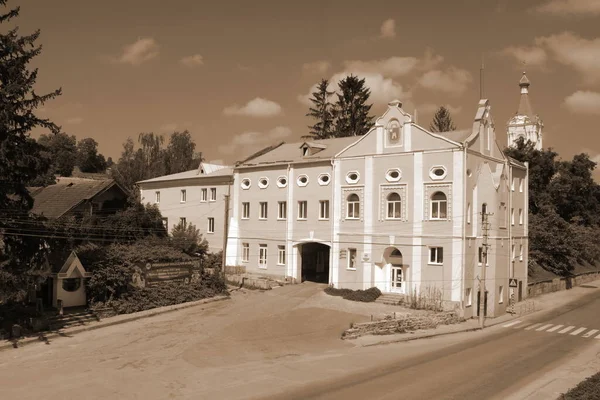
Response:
507,72,543,150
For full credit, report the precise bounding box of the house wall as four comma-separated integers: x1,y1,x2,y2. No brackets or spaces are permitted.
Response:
53,270,87,308
139,177,232,253
69,185,128,217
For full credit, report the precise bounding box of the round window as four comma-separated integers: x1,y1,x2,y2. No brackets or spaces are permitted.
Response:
260,179,267,185
241,178,251,189
349,173,358,180
321,175,329,182
299,176,307,184
297,175,309,186
62,278,81,292
390,171,399,178
277,176,287,187
258,177,269,188
434,168,445,176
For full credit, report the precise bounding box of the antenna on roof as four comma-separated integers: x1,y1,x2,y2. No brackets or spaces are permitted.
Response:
479,54,485,100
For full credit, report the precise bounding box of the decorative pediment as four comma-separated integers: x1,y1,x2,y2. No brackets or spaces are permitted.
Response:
57,251,91,279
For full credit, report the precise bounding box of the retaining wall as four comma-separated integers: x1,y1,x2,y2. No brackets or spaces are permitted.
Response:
528,271,600,297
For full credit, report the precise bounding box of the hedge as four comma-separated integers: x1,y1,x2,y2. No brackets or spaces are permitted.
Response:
324,287,382,302
558,371,600,400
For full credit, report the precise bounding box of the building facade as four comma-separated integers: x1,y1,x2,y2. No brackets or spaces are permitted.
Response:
137,162,233,253
227,99,529,318
507,72,543,150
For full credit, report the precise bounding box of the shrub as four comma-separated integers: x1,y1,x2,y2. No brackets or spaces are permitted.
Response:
325,286,381,302
559,370,600,399
409,286,444,312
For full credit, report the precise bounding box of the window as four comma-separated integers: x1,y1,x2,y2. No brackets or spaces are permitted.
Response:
303,147,309,156
298,201,307,220
242,243,249,262
259,202,268,219
519,244,523,261
478,247,489,266
500,202,507,228
346,193,360,219
258,177,269,189
201,188,207,202
241,178,251,189
259,244,267,268
210,188,217,201
277,176,287,188
465,288,472,307
430,192,447,219
482,203,488,217
62,278,81,292
297,175,309,187
499,286,504,304
180,217,186,226
155,191,160,204
519,179,524,192
511,178,515,191
242,202,250,219
319,200,330,220
347,248,357,269
511,208,515,225
207,217,215,233
161,218,168,230
318,173,331,186
429,247,444,264
385,168,401,182
512,244,516,259
386,192,402,219
429,166,447,180
180,189,187,203
278,245,286,265
278,201,287,220
519,209,523,225
467,203,471,224
346,171,360,184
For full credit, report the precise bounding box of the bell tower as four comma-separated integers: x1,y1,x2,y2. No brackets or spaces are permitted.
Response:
507,72,543,150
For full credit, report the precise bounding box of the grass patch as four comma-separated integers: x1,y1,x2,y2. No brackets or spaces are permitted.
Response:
325,287,381,302
558,371,600,399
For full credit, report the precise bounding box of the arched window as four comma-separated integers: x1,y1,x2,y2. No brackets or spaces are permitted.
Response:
430,192,447,219
386,192,401,219
346,193,360,219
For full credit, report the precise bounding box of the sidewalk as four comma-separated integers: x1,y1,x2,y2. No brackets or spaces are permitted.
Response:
354,279,600,347
0,295,230,352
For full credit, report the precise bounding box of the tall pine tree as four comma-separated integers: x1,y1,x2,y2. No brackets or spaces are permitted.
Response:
304,79,335,140
333,75,375,137
429,106,456,132
0,0,62,301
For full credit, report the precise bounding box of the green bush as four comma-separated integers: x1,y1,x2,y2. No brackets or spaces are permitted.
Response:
325,286,381,302
559,371,600,399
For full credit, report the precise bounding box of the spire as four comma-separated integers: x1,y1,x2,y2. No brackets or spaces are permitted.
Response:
517,71,533,117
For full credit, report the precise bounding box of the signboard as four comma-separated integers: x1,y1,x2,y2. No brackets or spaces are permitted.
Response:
131,260,201,288
509,278,518,288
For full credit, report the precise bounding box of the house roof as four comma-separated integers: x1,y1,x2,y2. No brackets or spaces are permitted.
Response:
238,136,360,167
28,177,124,219
137,162,233,184
439,128,471,144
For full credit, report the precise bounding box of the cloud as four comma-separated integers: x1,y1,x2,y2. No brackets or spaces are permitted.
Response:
342,56,420,77
218,126,292,156
419,103,463,116
66,117,83,125
302,61,331,75
180,54,204,68
380,19,396,38
534,32,600,83
591,154,600,164
114,38,159,66
418,67,473,95
223,97,283,118
534,0,600,15
159,123,179,132
563,90,600,114
499,45,548,67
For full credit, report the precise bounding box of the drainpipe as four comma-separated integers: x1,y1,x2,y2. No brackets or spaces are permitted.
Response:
329,159,335,286
285,163,291,284
461,145,467,317
508,160,513,305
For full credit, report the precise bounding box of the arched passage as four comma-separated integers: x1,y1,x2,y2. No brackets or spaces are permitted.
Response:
299,242,330,283
381,247,406,293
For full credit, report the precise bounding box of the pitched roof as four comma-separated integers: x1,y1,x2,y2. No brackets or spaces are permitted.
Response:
439,128,471,144
137,162,233,184
28,177,124,219
238,136,360,166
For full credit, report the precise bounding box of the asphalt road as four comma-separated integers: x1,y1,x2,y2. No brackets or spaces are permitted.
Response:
263,289,600,400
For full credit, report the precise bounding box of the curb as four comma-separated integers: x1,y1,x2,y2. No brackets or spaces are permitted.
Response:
0,295,230,353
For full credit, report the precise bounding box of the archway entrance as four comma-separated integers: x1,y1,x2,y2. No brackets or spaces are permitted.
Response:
300,242,330,283
381,247,405,294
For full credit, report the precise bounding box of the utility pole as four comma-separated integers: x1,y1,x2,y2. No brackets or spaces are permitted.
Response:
479,210,492,328
221,193,230,279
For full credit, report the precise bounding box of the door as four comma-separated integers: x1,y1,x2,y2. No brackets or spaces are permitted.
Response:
518,281,523,302
476,291,488,317
390,265,403,293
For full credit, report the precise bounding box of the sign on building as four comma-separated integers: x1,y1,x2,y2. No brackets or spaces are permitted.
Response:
131,260,201,288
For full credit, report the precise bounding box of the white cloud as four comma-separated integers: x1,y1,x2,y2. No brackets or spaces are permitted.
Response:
302,61,331,75
180,54,204,68
380,19,396,39
418,67,473,94
223,97,283,118
66,117,83,125
218,126,292,156
419,103,463,116
563,90,600,114
535,32,600,83
591,154,600,164
535,0,600,15
114,38,159,66
342,56,419,77
500,45,548,67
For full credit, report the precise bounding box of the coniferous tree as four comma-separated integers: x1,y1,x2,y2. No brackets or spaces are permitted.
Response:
429,106,456,132
0,0,62,301
332,75,375,137
304,79,335,140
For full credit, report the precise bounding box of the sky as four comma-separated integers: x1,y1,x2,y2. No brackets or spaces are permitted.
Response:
12,0,600,176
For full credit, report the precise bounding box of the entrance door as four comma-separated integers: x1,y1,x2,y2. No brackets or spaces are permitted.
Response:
518,281,523,302
476,291,488,317
390,265,403,293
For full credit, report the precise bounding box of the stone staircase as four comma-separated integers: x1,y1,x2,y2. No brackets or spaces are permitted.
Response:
375,293,406,306
48,308,99,331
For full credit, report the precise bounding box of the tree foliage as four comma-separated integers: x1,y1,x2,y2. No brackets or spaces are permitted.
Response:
333,75,375,137
37,132,77,176
0,1,62,302
170,221,208,257
429,106,456,132
76,137,107,173
304,79,335,140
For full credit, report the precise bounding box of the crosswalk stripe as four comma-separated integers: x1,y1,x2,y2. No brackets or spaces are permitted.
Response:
536,324,554,331
583,329,599,338
570,327,587,336
558,326,575,334
525,323,542,331
503,320,522,328
547,325,564,332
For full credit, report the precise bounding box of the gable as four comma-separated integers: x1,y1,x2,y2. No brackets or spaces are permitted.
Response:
466,99,507,162
57,252,91,278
